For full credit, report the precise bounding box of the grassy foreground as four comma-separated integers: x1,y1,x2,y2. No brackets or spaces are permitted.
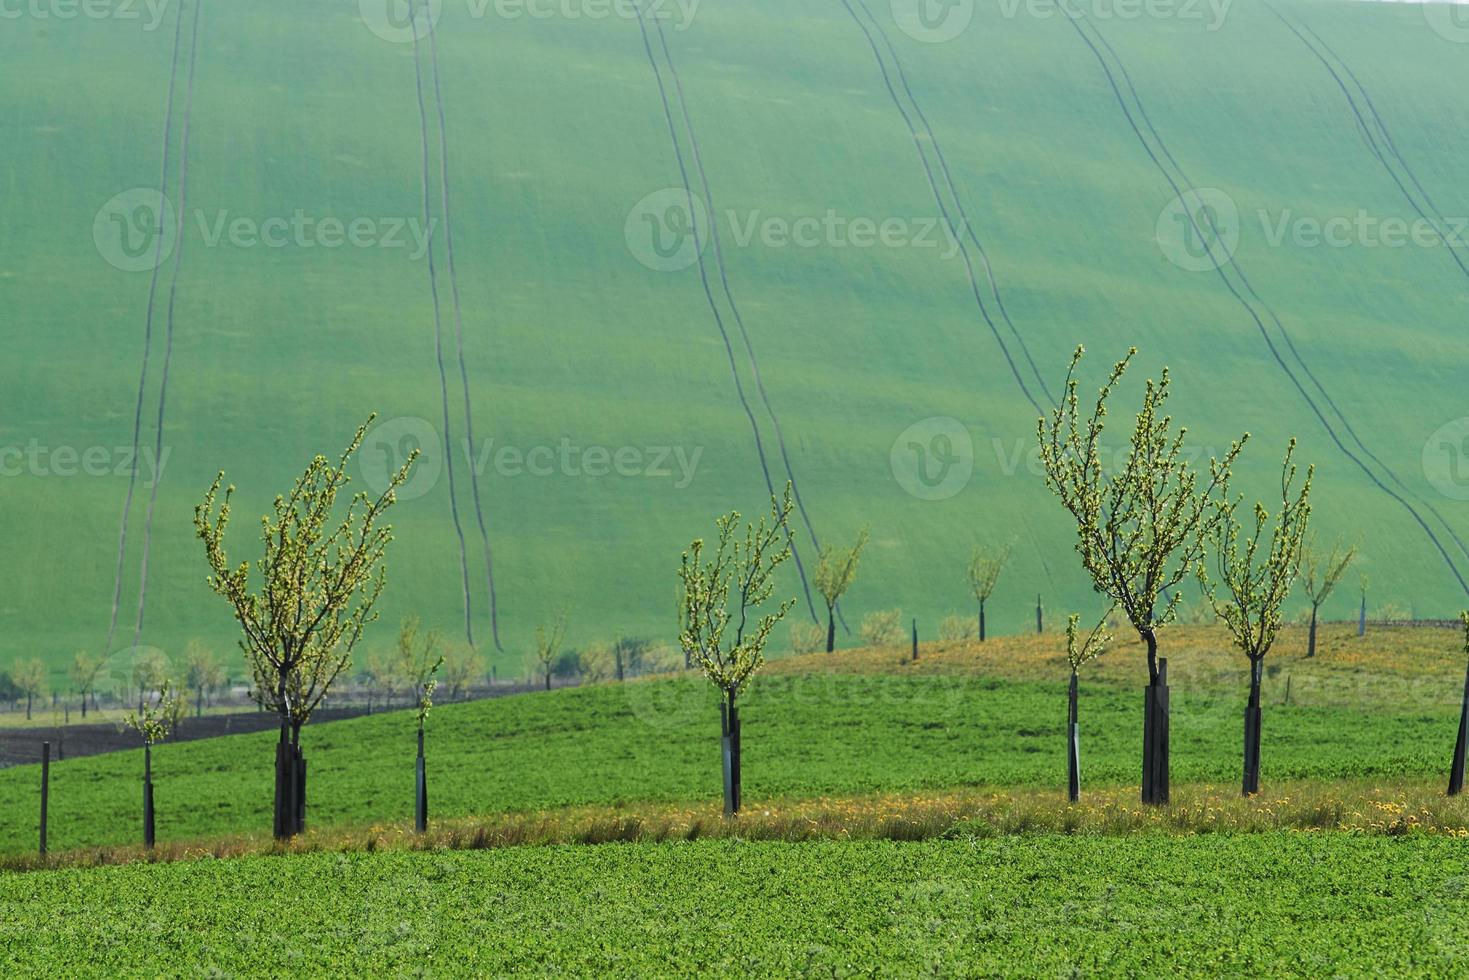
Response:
4,835,1468,975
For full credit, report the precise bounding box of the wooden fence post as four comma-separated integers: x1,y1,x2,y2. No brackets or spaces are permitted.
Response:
39,742,50,858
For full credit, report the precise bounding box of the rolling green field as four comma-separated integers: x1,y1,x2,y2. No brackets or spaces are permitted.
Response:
3,0,1469,681
4,623,1468,856
5,835,1469,975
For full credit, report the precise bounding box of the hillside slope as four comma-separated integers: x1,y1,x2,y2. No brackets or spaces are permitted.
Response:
2,0,1468,677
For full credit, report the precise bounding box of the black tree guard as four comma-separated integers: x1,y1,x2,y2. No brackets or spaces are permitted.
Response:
1449,656,1469,796
911,619,918,662
720,693,742,816
979,600,987,643
143,744,156,849
1066,672,1080,803
415,728,428,833
274,734,307,839
1142,659,1170,805
1243,658,1263,796
39,741,49,858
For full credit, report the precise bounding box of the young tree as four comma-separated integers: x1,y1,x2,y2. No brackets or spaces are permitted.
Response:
1064,608,1113,802
183,641,226,718
535,619,567,692
1038,346,1244,804
69,652,103,719
11,658,47,721
1357,572,1369,638
814,527,869,653
397,617,444,833
441,644,484,701
678,484,796,816
1300,538,1357,658
362,650,399,713
122,679,181,849
967,543,1011,642
131,649,169,714
1199,441,1313,796
1450,613,1469,796
859,608,903,648
194,415,414,839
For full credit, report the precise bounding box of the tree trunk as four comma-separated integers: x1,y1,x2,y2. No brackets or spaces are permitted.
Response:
1358,595,1366,638
826,608,836,653
1243,657,1263,796
1449,656,1469,796
544,671,552,692
1036,594,1043,635
1141,633,1169,806
720,689,741,816
1067,671,1080,802
979,599,987,643
81,696,87,720
197,686,204,719
1307,605,1319,658
25,694,31,721
615,646,624,683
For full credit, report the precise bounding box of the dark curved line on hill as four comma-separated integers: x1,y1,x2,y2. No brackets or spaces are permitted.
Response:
427,25,504,653
132,0,202,646
855,0,1054,407
1293,17,1465,264
105,0,186,655
633,7,820,622
1259,9,1469,562
412,4,476,647
838,0,1044,419
1065,15,1468,597
648,16,838,631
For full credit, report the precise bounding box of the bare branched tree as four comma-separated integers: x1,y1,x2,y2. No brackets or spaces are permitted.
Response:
1199,440,1313,795
1038,346,1245,803
967,543,1012,642
1300,538,1358,658
814,527,869,653
194,414,414,838
1064,607,1114,802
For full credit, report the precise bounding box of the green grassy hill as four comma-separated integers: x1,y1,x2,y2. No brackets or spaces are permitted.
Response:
4,0,1469,680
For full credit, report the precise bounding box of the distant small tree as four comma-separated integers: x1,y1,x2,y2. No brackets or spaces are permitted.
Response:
1199,441,1313,796
678,484,796,815
11,658,47,721
441,645,484,701
131,650,169,713
1300,538,1357,658
1357,572,1369,637
123,679,182,849
859,608,903,648
183,641,226,718
938,614,970,642
967,543,1011,642
397,618,444,834
1064,608,1113,802
1039,346,1244,804
69,652,103,719
194,415,414,839
814,527,869,653
535,619,567,692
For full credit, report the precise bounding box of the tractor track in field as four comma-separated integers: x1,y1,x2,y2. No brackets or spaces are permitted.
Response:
1065,14,1469,596
1265,7,1469,564
131,0,203,646
105,0,187,656
411,3,477,647
840,0,1047,419
634,6,821,623
854,0,1053,407
427,24,504,653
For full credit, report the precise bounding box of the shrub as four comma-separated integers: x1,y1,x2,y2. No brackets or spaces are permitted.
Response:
939,614,971,642
790,622,826,655
860,609,903,648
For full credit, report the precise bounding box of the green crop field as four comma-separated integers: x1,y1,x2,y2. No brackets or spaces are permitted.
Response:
2,625,1466,856
4,0,1469,684
5,835,1469,975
